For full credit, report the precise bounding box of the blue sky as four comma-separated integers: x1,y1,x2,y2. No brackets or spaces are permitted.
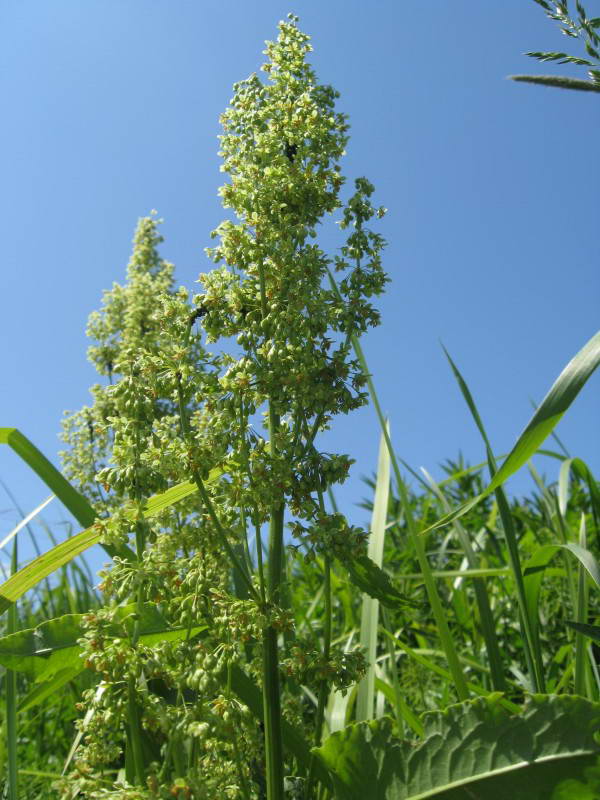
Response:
1,1,598,570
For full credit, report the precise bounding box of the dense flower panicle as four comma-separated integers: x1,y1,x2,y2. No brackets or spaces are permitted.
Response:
58,15,387,798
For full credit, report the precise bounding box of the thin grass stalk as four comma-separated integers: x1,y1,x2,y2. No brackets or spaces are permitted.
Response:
6,537,18,800
587,642,600,698
575,513,589,696
306,554,331,798
357,426,390,720
495,487,545,692
379,628,521,714
380,607,424,737
328,315,469,699
261,402,286,800
442,346,545,692
421,468,506,691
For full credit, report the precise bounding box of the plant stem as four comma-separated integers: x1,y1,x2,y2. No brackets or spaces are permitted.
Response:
256,254,286,800
176,377,258,601
6,537,19,800
263,406,286,800
305,553,331,799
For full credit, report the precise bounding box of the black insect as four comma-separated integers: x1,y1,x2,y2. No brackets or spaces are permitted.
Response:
284,141,298,163
188,306,208,326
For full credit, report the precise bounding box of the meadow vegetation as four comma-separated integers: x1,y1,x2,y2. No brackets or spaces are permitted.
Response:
1,6,600,799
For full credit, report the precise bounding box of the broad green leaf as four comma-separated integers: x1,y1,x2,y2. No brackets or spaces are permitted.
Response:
313,694,600,799
0,463,225,615
0,602,207,682
357,425,390,722
423,330,600,534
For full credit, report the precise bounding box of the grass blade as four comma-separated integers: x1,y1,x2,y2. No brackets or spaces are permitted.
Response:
0,427,133,562
6,538,18,800
327,267,469,701
379,627,520,713
424,330,600,534
509,74,600,92
575,514,589,697
356,426,390,721
0,604,207,679
0,428,94,527
440,346,545,691
0,495,54,551
0,464,226,615
420,467,506,692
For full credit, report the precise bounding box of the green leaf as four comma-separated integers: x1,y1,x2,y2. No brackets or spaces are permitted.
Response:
357,426,390,722
0,428,96,528
423,330,600,534
558,457,600,521
340,554,415,610
525,50,595,65
313,694,600,799
18,667,82,713
0,603,207,683
509,74,600,91
0,427,132,561
566,621,600,644
0,463,226,615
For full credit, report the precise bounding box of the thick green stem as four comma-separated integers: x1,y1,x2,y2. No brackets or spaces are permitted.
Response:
256,256,286,800
263,405,286,800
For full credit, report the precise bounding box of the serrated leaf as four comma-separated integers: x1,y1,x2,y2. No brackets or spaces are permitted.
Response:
313,694,600,799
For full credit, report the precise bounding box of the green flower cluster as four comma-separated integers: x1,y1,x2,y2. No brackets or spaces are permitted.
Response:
59,14,387,799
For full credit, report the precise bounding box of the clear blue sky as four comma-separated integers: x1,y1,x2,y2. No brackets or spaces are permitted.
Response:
1,1,598,569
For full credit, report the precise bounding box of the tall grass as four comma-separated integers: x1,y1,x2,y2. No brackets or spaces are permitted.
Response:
0,499,99,798
1,407,599,795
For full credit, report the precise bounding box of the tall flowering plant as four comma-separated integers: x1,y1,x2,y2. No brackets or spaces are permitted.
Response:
59,14,387,800
198,15,387,797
